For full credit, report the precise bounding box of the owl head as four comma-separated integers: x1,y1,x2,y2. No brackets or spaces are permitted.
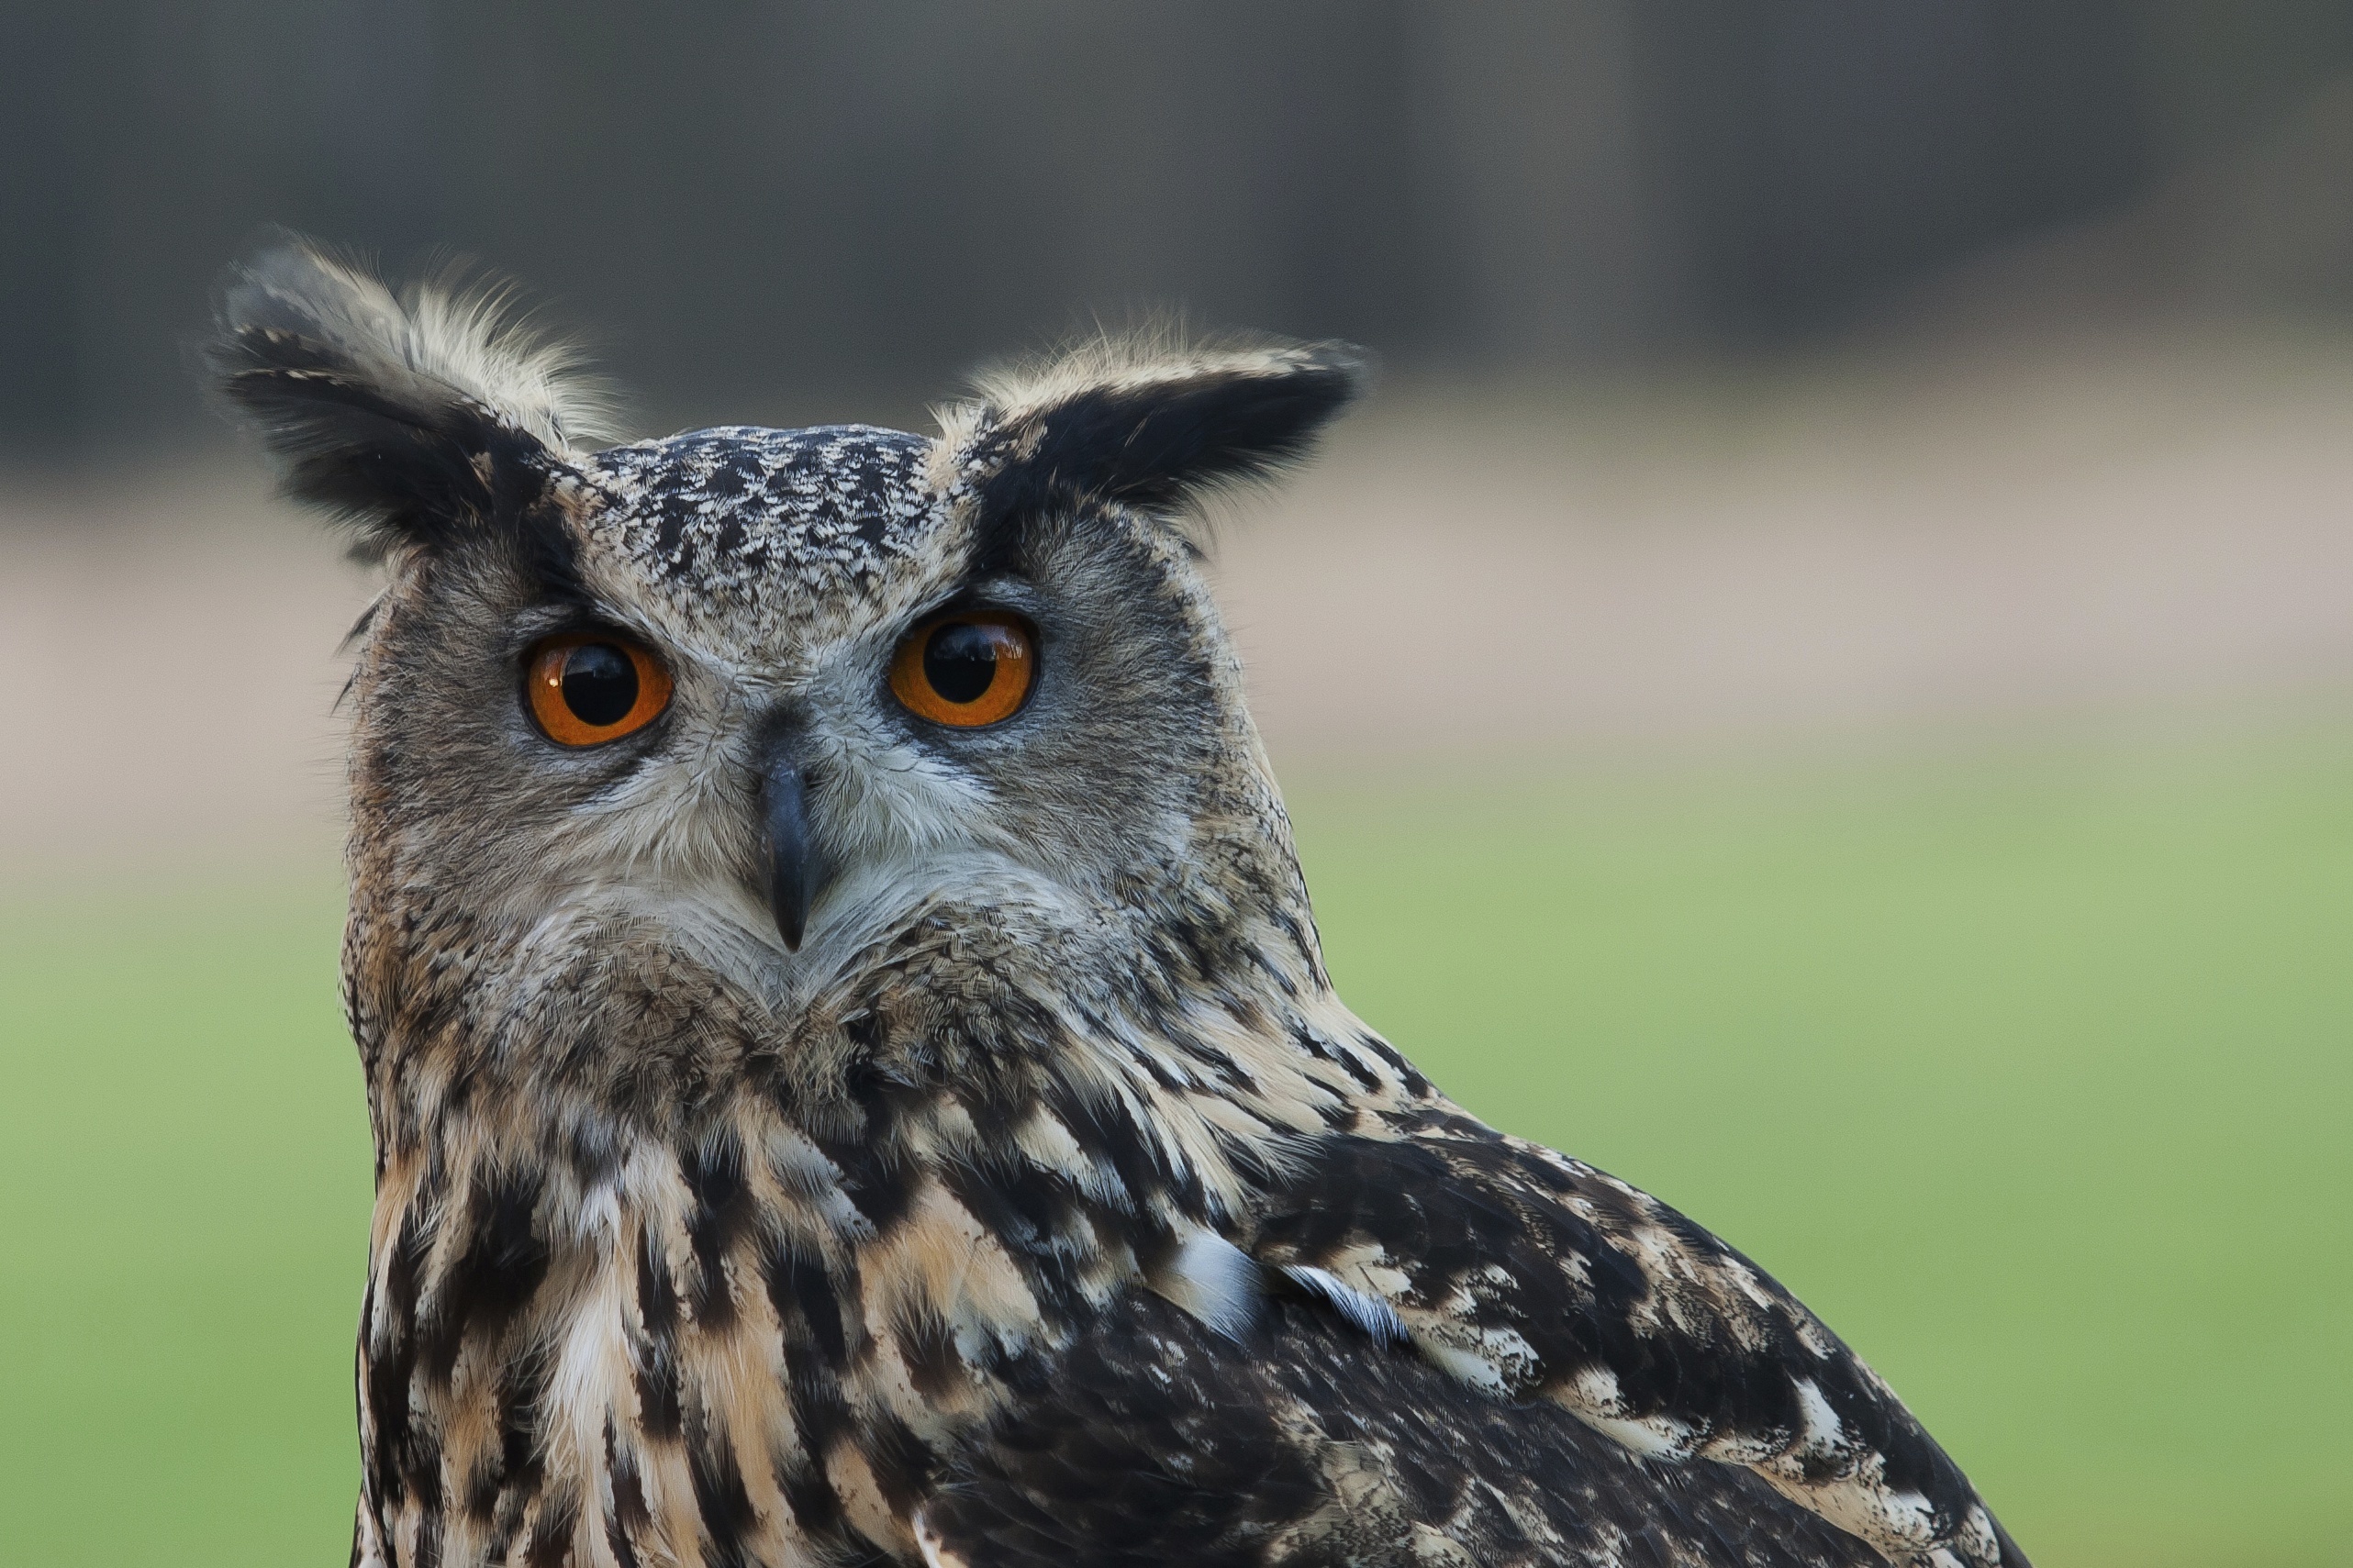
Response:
207,241,1366,1018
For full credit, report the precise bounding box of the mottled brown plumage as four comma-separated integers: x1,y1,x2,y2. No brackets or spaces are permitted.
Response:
206,239,2030,1568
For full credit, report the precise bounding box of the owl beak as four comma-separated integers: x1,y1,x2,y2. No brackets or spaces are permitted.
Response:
761,761,824,951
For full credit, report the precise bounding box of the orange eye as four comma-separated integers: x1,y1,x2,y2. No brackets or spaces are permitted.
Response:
888,611,1036,728
524,634,673,747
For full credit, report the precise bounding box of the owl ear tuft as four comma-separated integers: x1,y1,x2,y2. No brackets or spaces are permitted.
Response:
201,234,618,560
947,333,1370,532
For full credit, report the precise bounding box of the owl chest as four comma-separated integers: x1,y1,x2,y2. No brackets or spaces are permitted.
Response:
356,1117,1129,1568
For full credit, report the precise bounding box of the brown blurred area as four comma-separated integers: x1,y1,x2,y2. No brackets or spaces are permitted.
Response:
6,2,2353,866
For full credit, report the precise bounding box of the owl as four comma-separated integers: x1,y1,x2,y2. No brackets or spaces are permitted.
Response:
206,240,2029,1568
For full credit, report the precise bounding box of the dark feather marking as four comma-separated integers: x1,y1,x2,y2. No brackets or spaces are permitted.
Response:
857,1412,936,1514
786,1365,853,1478
1165,1025,1255,1091
936,1161,1106,1329
603,1418,650,1568
418,1167,549,1387
524,1487,579,1568
1353,1029,1433,1097
1159,916,1223,991
483,1337,553,1547
1290,1019,1380,1093
1043,1079,1190,1218
412,1481,445,1568
896,1307,966,1398
765,1243,859,1539
842,1009,886,1053
366,1205,428,1511
963,499,1031,583
774,1441,843,1540
1269,906,1319,979
686,1405,759,1568
769,1282,859,1477
683,1133,754,1329
763,1240,853,1367
463,1451,502,1525
631,1227,684,1440
562,1116,621,1190
804,1058,923,1234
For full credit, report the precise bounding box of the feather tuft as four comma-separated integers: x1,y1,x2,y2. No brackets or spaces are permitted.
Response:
201,233,617,558
935,324,1369,544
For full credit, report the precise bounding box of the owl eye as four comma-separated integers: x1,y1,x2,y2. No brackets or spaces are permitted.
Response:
525,634,674,746
889,611,1036,728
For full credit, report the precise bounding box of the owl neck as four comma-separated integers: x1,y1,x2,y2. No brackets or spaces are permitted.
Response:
343,812,1413,1229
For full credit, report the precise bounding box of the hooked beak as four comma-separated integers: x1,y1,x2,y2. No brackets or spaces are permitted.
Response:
761,760,826,951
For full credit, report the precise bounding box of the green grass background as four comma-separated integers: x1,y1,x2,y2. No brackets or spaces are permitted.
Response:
4,730,2348,1565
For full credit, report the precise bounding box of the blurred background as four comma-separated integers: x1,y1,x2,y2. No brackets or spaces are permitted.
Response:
5,4,2352,1565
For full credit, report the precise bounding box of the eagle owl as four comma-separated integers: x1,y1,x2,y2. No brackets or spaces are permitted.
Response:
207,241,2029,1568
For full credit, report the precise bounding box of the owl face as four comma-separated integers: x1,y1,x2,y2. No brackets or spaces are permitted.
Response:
209,242,1364,1004
350,421,1244,993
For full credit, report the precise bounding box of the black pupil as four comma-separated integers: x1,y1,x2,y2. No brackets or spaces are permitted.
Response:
562,642,640,727
923,622,999,705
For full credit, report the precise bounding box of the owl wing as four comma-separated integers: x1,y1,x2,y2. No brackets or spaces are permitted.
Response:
917,1284,1889,1568
1243,1106,2030,1568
